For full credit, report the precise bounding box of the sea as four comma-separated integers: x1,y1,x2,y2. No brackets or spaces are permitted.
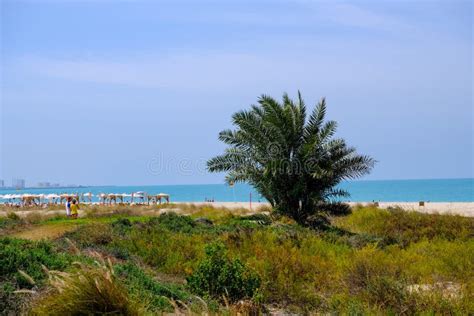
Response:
0,178,473,203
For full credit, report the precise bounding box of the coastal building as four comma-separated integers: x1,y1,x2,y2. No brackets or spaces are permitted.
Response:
37,182,51,188
12,178,26,189
0,180,4,188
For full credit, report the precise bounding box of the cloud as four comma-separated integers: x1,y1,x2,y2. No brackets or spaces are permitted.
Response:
16,49,392,93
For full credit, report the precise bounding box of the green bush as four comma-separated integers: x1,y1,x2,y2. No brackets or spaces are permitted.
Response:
111,218,133,235
6,212,21,221
116,263,189,312
64,223,113,248
147,212,195,233
338,206,474,247
187,242,260,302
0,237,72,288
113,227,207,275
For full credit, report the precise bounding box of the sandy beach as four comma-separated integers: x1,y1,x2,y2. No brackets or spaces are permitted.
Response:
181,201,474,217
1,201,473,218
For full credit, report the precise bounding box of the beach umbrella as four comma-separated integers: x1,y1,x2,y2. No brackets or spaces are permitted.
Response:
82,192,94,202
157,193,170,204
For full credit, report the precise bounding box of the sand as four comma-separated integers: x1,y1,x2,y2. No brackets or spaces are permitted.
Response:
185,201,474,217
1,202,473,217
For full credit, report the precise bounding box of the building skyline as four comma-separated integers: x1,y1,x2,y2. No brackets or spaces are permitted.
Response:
12,178,26,189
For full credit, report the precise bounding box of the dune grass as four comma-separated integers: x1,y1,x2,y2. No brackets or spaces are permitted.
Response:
1,205,473,314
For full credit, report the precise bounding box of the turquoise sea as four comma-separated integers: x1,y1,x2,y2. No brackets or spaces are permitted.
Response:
0,178,473,203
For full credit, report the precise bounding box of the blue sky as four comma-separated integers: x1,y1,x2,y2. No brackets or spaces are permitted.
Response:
1,0,472,186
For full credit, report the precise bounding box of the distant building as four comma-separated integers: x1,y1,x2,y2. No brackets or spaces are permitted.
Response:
37,182,51,188
0,180,4,188
12,178,26,189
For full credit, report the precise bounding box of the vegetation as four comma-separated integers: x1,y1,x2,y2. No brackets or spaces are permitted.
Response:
32,259,143,315
0,204,472,314
207,92,375,225
187,242,261,302
0,238,76,314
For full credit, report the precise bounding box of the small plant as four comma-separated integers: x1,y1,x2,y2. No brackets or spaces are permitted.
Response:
32,257,143,315
7,212,20,221
64,223,113,248
116,263,190,312
147,212,195,233
111,218,133,235
186,242,260,302
0,237,72,288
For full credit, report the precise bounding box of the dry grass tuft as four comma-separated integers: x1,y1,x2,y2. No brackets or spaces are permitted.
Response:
31,256,144,315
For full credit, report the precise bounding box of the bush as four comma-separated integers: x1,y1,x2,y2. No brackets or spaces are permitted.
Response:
187,242,260,302
0,237,72,288
116,263,190,312
113,227,207,275
147,212,195,233
7,212,20,221
111,218,133,235
32,259,143,315
64,223,113,248
338,206,474,247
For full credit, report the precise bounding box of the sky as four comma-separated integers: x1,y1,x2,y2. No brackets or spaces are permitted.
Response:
0,0,472,186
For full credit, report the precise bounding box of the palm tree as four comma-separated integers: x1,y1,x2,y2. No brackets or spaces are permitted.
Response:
207,92,375,225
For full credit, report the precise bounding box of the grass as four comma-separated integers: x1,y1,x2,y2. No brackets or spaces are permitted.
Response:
0,204,473,314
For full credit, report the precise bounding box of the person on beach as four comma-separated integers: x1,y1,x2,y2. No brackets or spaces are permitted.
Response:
65,197,72,217
70,199,79,219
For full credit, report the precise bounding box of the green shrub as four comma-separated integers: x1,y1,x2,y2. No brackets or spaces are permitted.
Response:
111,218,133,235
338,206,474,247
116,263,189,312
64,223,113,248
0,237,72,288
6,212,20,221
187,242,260,302
147,212,195,233
113,227,207,275
0,215,24,231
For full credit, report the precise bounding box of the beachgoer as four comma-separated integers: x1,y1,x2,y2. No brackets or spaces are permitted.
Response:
65,197,72,217
70,199,79,219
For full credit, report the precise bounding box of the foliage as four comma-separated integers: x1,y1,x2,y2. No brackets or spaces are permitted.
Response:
207,92,375,225
0,237,72,288
147,212,196,233
2,205,472,314
64,223,114,248
0,238,75,315
115,263,190,313
337,206,474,247
32,258,143,315
187,242,261,302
